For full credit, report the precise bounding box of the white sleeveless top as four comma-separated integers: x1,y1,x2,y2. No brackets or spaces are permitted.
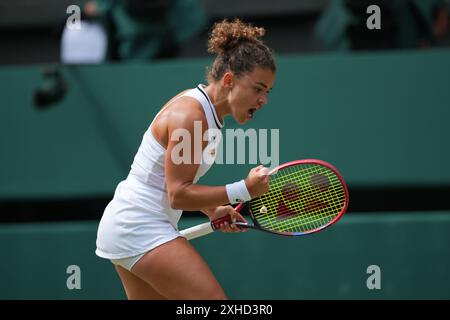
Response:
95,85,224,259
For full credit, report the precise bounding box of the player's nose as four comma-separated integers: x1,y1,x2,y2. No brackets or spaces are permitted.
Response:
257,95,268,108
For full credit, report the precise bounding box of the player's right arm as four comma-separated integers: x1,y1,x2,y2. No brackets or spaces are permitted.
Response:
164,103,269,212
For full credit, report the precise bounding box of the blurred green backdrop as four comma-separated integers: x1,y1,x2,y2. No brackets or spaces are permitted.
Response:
1,50,450,299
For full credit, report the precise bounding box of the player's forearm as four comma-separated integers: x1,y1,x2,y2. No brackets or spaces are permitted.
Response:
201,207,217,218
169,184,229,211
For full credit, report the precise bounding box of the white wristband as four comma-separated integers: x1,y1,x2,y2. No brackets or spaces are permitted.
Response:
225,179,251,204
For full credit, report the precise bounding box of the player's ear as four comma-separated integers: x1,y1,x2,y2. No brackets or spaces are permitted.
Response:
222,72,234,89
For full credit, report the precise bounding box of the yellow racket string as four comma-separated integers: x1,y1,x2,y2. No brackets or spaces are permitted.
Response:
249,164,346,234
258,166,343,232
255,166,344,232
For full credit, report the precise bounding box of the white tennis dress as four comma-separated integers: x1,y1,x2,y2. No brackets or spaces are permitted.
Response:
95,85,223,262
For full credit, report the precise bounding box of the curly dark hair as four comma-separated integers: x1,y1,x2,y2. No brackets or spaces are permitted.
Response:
206,19,276,83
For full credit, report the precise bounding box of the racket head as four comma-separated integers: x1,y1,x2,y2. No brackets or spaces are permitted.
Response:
239,159,349,236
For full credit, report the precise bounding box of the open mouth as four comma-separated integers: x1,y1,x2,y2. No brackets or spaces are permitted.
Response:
247,108,257,119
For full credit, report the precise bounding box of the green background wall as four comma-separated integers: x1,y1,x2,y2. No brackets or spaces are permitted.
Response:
1,50,450,299
2,49,450,200
1,212,449,299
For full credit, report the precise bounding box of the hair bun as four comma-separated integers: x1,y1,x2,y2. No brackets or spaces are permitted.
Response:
208,19,266,54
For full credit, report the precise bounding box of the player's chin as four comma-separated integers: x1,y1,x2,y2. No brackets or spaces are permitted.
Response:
238,113,253,124
234,115,248,125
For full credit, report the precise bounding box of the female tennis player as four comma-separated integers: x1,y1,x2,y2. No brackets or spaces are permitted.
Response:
96,19,276,300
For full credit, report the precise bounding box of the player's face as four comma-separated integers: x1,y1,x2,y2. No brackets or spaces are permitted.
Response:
228,67,275,124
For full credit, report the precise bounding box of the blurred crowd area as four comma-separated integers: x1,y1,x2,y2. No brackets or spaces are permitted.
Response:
0,0,449,64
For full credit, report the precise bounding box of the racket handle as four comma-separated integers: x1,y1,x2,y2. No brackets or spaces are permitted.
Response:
180,222,214,240
211,215,232,230
180,215,233,241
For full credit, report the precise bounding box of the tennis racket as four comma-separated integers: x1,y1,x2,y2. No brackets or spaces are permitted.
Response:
180,159,349,240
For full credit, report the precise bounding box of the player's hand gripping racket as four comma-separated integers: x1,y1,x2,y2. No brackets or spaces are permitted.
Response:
180,159,349,240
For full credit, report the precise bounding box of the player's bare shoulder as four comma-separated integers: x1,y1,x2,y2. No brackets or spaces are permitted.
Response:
152,92,207,148
167,96,208,131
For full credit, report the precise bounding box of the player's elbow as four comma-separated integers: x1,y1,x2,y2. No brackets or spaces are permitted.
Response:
168,184,190,210
168,190,181,209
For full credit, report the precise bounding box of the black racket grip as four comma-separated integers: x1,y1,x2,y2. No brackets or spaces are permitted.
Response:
211,215,232,230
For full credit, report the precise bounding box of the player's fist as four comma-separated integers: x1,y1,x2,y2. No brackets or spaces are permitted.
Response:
245,165,270,198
